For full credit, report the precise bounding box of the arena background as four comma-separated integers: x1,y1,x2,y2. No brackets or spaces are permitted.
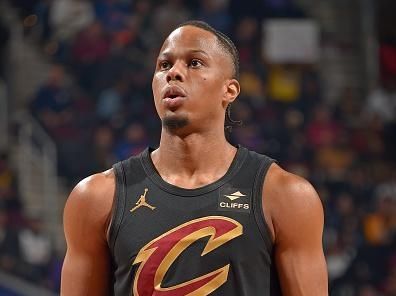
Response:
0,0,395,295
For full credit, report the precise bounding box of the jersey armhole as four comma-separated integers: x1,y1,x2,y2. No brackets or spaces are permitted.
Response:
107,161,127,253
252,159,275,254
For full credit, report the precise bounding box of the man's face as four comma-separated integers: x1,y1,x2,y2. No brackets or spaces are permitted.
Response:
152,26,239,133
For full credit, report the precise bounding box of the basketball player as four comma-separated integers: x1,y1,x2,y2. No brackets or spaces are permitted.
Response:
61,21,328,295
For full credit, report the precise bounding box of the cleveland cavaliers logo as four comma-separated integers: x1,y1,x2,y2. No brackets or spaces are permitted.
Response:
132,216,243,295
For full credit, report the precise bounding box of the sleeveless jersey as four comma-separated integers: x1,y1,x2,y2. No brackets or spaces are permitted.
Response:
108,146,281,295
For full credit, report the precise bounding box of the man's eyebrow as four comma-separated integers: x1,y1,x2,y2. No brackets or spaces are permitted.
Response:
158,49,210,59
188,49,210,57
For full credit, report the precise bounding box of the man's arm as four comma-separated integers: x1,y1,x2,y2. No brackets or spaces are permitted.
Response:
263,164,328,295
61,170,115,296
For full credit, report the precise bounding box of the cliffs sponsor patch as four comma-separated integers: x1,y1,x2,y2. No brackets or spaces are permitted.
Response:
218,187,251,213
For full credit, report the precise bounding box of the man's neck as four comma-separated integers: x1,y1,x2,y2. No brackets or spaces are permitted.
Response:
151,131,237,189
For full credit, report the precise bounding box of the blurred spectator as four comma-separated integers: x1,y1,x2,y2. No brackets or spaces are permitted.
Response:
47,252,63,292
382,256,396,296
114,122,148,161
315,132,356,181
297,69,321,114
326,232,357,282
96,77,129,121
94,0,131,33
268,65,301,103
357,284,381,296
31,0,52,43
380,44,396,82
126,0,153,49
30,64,72,136
282,108,309,165
18,216,53,285
0,153,21,215
89,124,116,173
365,82,396,124
234,17,261,66
334,87,362,128
71,21,111,90
305,104,341,149
239,68,266,100
325,192,360,281
347,166,373,206
151,0,191,42
364,181,396,246
0,209,19,274
49,0,95,43
30,65,90,181
197,0,231,33
233,124,265,152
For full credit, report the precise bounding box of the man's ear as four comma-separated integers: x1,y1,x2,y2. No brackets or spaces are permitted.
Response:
223,79,240,107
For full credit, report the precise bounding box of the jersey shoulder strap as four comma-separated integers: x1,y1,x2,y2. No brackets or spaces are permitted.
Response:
107,150,146,252
250,150,276,253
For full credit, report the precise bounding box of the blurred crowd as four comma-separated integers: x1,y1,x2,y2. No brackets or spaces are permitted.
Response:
1,0,396,294
0,152,62,291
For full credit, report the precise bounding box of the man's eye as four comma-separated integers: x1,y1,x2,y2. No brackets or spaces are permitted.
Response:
159,61,170,70
190,59,202,68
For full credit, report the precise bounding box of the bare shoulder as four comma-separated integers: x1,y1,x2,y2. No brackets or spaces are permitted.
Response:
61,169,116,295
68,169,115,202
262,165,328,294
263,163,324,243
264,163,321,208
64,169,116,239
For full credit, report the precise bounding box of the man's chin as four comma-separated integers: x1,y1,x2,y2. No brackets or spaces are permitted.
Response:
162,116,189,131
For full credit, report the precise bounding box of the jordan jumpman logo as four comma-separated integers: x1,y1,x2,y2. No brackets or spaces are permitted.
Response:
130,188,156,213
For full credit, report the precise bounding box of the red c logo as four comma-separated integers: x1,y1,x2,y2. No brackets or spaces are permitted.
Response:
132,216,243,296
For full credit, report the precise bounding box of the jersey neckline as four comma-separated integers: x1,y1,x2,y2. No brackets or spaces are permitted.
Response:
140,145,248,197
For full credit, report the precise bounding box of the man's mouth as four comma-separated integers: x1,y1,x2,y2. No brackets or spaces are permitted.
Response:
162,86,187,110
163,86,186,100
165,94,182,100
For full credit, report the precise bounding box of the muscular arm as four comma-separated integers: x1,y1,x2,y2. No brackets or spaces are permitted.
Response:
264,164,328,295
61,171,115,296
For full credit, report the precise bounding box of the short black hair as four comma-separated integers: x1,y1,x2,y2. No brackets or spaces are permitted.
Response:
176,20,240,80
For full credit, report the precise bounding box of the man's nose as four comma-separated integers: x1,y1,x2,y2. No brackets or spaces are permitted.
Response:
166,61,185,83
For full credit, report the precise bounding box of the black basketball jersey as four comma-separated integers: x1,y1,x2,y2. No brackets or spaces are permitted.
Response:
108,146,282,295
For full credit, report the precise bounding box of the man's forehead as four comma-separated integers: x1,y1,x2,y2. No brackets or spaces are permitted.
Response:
160,26,219,54
157,25,235,78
